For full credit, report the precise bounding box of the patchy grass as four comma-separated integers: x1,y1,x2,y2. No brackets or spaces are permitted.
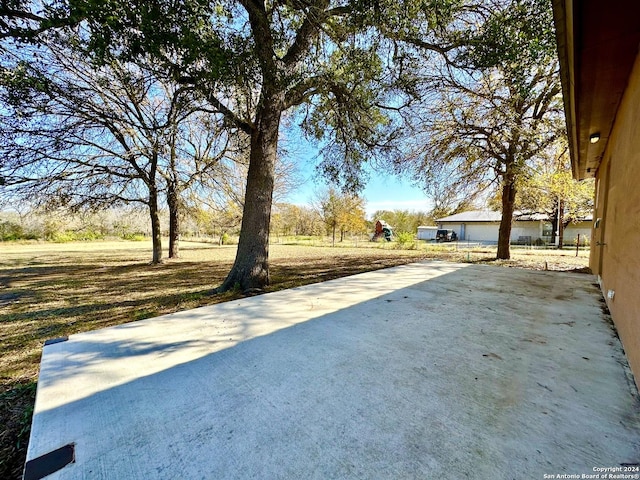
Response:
0,239,589,479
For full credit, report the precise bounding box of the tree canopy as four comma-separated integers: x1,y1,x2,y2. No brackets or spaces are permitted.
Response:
0,32,233,263
400,0,564,258
0,0,572,283
315,187,367,246
68,0,457,290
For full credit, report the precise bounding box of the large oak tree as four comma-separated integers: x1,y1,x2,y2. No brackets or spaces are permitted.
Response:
71,0,454,291
401,0,564,259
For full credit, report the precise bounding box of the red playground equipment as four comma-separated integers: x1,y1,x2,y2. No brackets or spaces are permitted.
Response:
372,220,393,242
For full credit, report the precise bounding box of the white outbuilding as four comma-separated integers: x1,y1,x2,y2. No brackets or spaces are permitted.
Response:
416,226,438,240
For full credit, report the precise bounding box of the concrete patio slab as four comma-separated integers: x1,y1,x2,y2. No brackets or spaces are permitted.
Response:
25,262,640,479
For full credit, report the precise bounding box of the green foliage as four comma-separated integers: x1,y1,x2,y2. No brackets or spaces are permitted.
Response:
0,60,52,109
0,221,36,241
70,0,235,81
302,45,400,191
0,1,78,44
316,187,368,245
121,233,146,241
371,209,433,234
348,0,463,37
512,149,595,224
395,231,416,249
50,230,105,243
48,231,75,243
463,0,557,75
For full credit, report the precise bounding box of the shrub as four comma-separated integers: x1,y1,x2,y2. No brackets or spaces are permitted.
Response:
121,233,147,241
51,230,105,243
395,232,416,249
51,231,75,243
0,221,25,241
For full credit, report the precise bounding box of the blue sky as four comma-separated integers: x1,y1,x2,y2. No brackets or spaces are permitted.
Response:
283,157,433,218
360,173,433,216
279,124,433,218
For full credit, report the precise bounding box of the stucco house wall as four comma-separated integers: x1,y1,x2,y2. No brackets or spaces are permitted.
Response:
563,221,591,245
437,217,588,245
552,0,640,386
510,221,543,242
591,51,640,383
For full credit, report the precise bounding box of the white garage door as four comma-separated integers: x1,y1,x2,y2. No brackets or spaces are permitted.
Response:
465,224,499,242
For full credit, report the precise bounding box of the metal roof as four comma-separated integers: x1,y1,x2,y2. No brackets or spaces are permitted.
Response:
436,210,591,223
436,210,503,223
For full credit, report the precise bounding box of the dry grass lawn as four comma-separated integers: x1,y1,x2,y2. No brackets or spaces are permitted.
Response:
0,239,590,479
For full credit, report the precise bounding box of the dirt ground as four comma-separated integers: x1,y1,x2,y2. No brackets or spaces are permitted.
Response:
0,239,590,479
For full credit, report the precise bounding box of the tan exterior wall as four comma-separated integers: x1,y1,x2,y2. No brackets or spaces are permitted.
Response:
592,51,640,388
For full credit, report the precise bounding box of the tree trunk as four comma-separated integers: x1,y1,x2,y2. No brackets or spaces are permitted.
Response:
218,102,281,292
557,199,565,249
149,185,163,264
497,175,517,260
167,183,180,258
550,213,558,245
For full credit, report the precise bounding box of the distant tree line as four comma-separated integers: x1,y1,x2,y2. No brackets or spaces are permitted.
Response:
2,197,442,247
0,208,151,242
370,210,435,235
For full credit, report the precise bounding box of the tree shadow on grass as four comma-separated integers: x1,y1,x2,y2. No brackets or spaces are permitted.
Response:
0,261,242,377
0,258,242,480
268,254,439,291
